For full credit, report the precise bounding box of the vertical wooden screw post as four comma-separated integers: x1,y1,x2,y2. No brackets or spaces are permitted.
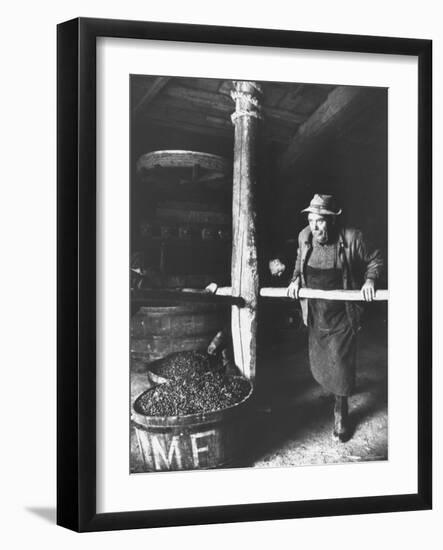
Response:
230,81,263,381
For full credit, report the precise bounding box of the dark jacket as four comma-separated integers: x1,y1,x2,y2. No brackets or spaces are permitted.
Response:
291,225,384,332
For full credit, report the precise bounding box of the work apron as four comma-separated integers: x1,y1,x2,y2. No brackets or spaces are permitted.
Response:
305,249,357,397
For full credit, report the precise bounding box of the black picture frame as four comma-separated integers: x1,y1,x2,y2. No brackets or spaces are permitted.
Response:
57,17,432,532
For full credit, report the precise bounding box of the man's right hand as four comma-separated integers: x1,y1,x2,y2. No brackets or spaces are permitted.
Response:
287,278,301,300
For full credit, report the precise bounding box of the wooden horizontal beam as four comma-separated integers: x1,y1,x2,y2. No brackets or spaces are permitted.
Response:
133,77,171,114
133,286,389,303
260,287,389,301
137,91,298,144
214,285,388,301
141,112,290,144
263,106,305,126
140,114,233,140
165,85,232,112
132,288,244,306
278,86,368,171
164,85,306,126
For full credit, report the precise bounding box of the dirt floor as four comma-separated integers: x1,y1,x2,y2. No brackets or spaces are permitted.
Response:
130,314,388,471
250,316,388,467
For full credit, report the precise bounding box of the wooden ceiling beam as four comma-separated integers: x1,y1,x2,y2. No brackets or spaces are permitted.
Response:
165,85,232,112
143,115,233,140
278,86,370,171
143,96,230,120
143,112,289,145
165,84,307,126
263,106,305,126
139,100,232,135
133,77,171,114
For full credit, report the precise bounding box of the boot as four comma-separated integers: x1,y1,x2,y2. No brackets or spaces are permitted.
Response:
333,395,350,442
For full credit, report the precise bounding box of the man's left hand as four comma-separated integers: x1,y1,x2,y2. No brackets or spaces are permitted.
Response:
361,279,375,302
269,258,286,277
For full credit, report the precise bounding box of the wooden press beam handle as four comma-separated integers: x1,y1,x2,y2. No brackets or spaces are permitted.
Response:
132,286,389,303
131,287,244,306
262,287,388,301
214,286,389,301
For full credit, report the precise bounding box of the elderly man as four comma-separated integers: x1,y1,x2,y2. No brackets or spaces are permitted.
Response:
272,194,383,442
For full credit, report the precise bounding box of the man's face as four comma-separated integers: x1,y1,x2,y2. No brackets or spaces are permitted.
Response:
308,213,331,244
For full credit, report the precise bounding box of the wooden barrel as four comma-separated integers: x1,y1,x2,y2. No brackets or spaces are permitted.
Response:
131,381,253,471
130,302,227,363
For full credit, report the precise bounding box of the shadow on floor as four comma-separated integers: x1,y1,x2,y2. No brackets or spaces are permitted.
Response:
243,319,388,467
26,507,56,524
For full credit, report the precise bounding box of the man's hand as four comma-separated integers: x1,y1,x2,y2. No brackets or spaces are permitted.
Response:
269,258,286,277
287,278,301,300
361,278,375,302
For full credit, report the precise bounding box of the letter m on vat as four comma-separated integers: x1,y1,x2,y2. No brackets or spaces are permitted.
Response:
151,435,182,470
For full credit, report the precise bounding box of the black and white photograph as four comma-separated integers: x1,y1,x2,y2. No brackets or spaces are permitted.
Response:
1,0,439,542
129,76,388,473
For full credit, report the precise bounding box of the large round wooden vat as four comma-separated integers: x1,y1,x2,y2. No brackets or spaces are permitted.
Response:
131,380,253,471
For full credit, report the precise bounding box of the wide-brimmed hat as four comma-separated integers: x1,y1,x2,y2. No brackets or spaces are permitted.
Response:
301,194,342,216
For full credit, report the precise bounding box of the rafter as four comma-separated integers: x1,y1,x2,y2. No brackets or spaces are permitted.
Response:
133,77,171,114
278,86,368,170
